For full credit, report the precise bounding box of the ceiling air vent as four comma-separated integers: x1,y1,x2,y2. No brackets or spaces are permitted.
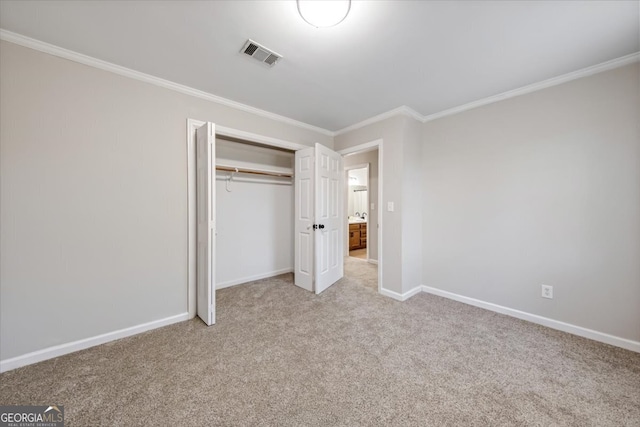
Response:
241,39,282,68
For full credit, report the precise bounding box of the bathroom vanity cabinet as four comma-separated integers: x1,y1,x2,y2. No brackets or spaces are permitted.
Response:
349,222,367,250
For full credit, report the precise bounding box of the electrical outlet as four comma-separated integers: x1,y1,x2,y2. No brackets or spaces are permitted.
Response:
387,202,394,212
541,284,553,299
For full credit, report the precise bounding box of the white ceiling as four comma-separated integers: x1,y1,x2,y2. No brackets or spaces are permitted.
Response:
1,1,638,132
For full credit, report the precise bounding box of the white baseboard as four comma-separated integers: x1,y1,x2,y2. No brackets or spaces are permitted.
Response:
421,286,640,353
367,259,378,265
216,268,293,290
380,285,422,302
0,312,189,373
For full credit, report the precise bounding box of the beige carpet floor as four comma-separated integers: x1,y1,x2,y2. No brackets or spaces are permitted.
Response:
1,258,639,426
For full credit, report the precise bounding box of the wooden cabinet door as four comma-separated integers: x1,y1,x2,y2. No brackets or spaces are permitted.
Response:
349,229,361,249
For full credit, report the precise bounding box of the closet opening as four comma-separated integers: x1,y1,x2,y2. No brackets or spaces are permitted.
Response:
186,120,309,321
215,135,296,290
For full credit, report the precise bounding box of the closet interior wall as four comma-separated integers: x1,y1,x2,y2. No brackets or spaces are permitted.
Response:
215,137,295,288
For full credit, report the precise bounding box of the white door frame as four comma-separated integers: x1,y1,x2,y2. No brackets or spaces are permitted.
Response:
337,139,383,294
186,118,306,318
345,163,370,261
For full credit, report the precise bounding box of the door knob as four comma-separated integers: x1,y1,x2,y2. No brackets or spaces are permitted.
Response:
319,224,325,229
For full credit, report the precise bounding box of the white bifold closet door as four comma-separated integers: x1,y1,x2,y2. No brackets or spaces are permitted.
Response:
196,122,216,326
294,143,344,294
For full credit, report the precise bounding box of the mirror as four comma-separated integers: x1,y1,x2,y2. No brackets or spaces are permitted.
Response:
348,167,368,219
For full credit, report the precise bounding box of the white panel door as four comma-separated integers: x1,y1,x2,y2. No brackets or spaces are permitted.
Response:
196,122,215,325
314,143,343,294
294,147,314,291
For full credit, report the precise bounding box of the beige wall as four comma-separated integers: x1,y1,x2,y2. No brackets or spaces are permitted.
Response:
401,118,423,294
422,63,640,342
0,41,331,360
344,149,379,261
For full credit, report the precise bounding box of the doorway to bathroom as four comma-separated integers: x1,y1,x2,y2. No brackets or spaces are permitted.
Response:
339,141,382,294
343,144,379,267
346,165,369,260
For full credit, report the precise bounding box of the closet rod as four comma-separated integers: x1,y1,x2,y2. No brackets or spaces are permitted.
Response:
216,166,293,178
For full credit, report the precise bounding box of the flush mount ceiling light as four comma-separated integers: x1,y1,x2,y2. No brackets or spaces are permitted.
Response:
297,0,351,28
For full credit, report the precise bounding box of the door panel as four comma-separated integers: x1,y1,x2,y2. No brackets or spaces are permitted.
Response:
314,143,343,294
294,144,344,294
294,147,314,291
196,122,215,325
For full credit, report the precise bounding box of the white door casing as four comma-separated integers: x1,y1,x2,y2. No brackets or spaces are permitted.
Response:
196,122,215,325
294,147,314,291
314,143,344,293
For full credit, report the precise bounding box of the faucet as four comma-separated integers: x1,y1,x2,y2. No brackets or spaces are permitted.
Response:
361,212,367,219
355,212,360,217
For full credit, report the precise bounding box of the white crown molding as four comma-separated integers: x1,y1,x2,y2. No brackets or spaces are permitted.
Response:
422,286,640,353
334,106,423,136
398,105,425,122
0,29,335,137
2,29,637,140
335,52,639,135
423,52,640,122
